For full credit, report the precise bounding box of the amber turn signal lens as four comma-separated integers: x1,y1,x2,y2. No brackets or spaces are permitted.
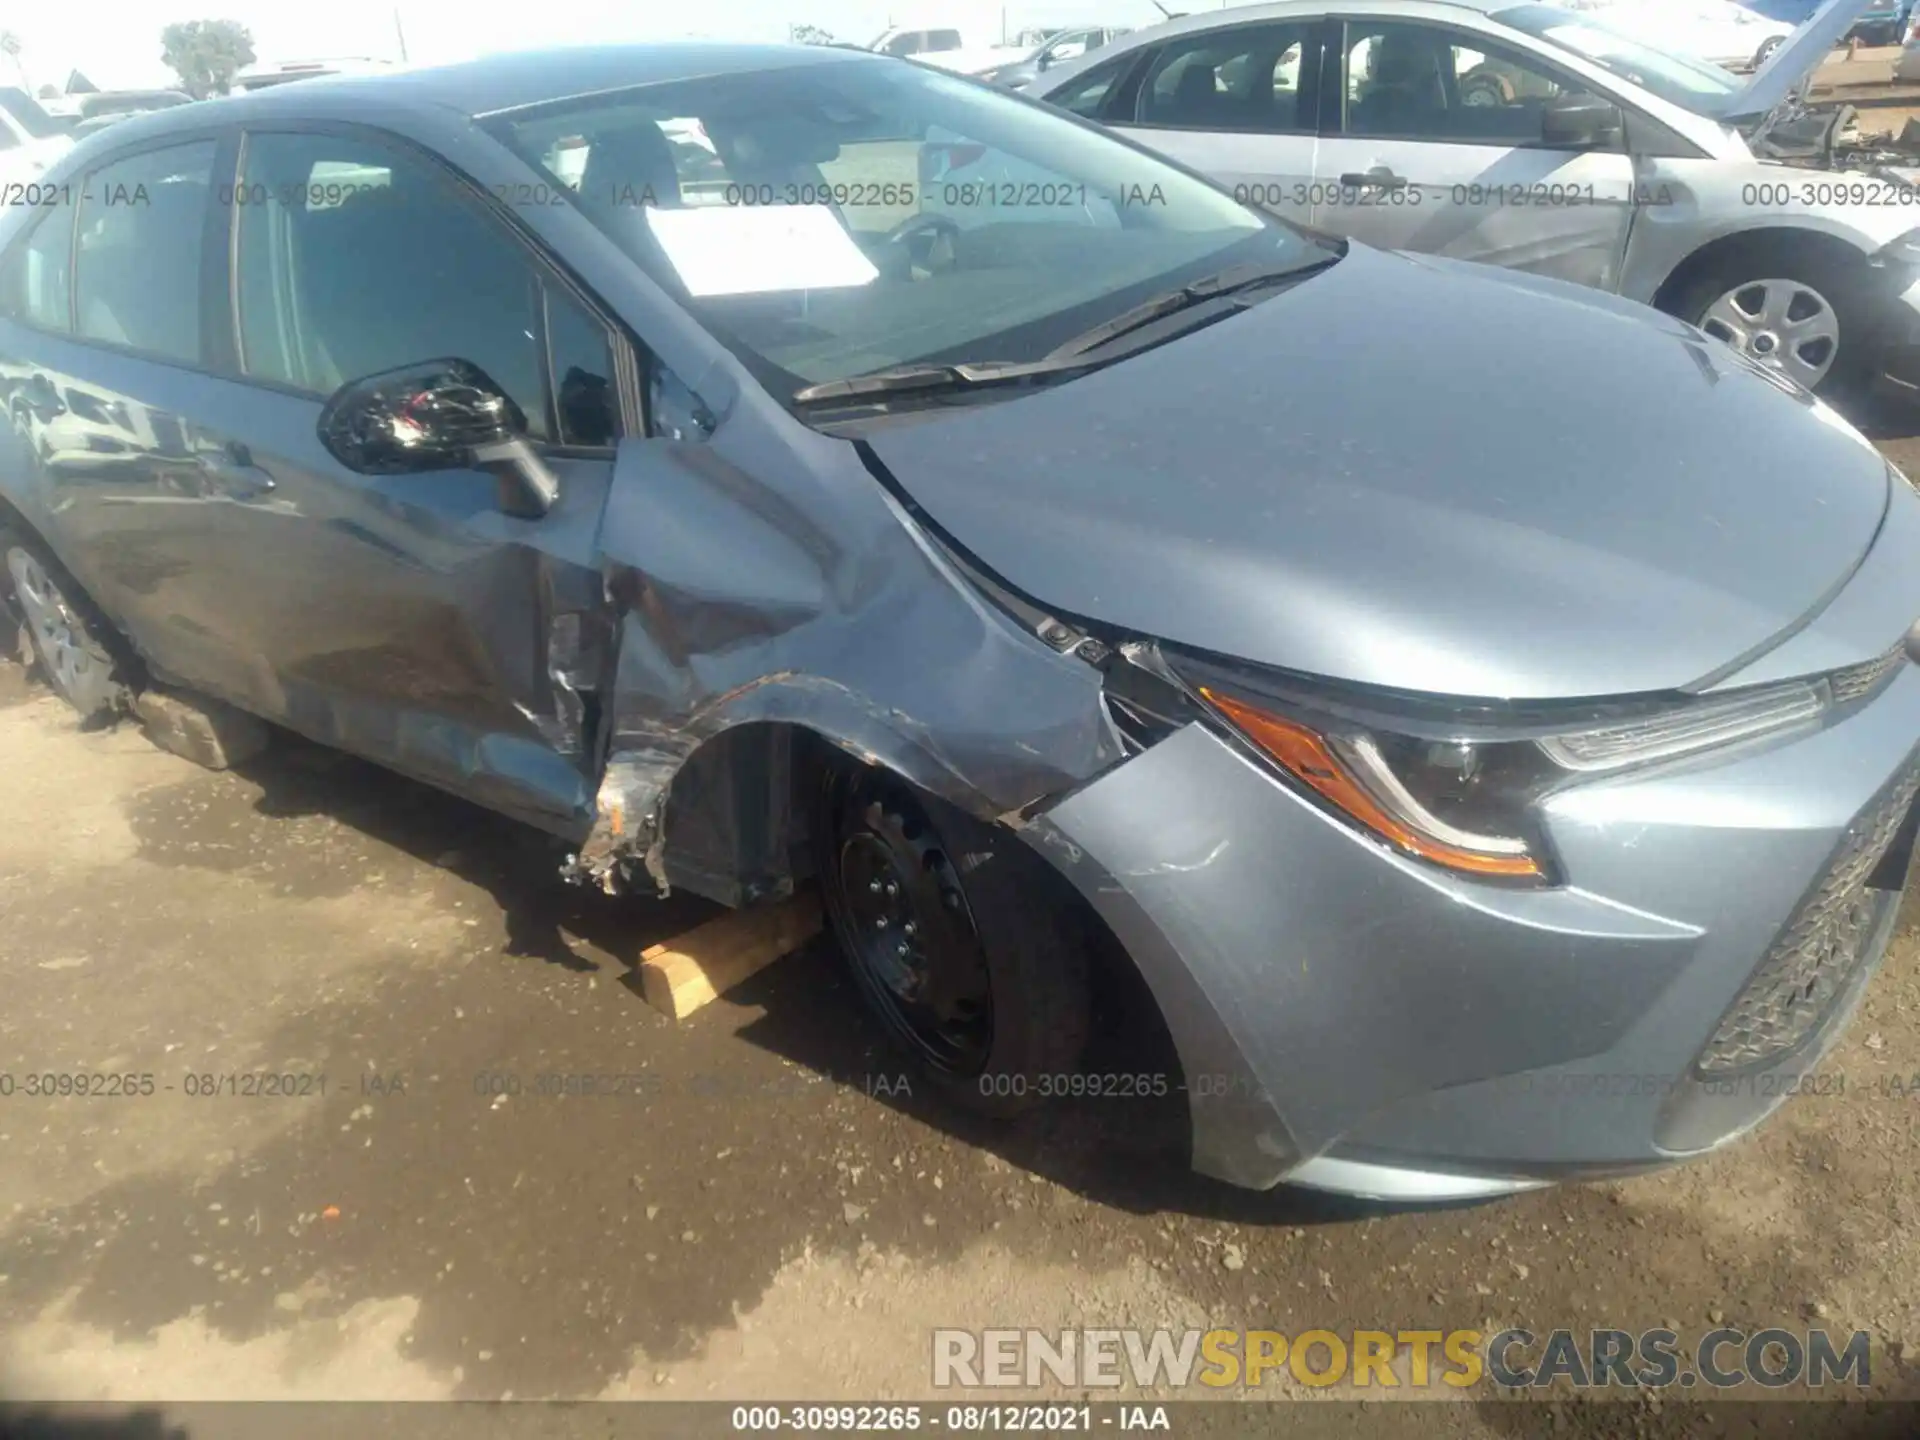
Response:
1198,687,1543,880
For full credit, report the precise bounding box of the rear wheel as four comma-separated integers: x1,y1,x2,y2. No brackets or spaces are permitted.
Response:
1,529,131,721
813,762,1090,1117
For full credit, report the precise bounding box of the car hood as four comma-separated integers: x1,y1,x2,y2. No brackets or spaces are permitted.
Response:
862,244,1894,702
1725,0,1873,122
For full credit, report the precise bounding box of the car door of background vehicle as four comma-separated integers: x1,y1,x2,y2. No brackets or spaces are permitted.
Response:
166,127,630,831
1104,20,1323,227
1312,18,1637,289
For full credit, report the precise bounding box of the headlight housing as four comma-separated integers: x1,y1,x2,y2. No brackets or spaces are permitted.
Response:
1174,648,1902,887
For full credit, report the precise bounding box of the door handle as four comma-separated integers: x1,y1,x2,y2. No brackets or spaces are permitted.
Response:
196,440,276,498
1339,168,1409,190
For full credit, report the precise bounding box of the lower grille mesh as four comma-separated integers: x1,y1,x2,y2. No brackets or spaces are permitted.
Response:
1694,754,1920,1075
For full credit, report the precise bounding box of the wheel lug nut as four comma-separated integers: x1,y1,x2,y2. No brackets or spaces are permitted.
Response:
875,916,889,930
897,942,910,957
902,921,917,936
868,879,882,894
885,881,898,896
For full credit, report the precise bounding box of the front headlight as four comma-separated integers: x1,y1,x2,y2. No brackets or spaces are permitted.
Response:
1197,685,1557,881
1178,657,1884,887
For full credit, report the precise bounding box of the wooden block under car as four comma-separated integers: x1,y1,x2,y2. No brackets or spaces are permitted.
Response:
133,684,269,771
639,891,823,1020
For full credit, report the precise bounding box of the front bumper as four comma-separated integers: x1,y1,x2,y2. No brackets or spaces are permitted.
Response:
1026,664,1920,1199
1874,273,1920,401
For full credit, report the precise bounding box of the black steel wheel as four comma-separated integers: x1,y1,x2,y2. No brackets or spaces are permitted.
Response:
814,762,1091,1116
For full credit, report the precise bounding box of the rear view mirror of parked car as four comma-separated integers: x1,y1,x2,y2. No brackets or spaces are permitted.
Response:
316,359,560,518
1540,93,1625,150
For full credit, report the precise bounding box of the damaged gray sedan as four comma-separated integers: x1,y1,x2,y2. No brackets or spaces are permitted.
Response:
4,43,1920,1202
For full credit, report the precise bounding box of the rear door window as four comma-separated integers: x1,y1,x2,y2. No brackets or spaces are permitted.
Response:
73,140,216,363
1135,24,1313,134
0,205,76,332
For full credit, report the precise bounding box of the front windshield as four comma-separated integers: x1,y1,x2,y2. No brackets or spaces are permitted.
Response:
487,57,1311,398
1493,4,1745,116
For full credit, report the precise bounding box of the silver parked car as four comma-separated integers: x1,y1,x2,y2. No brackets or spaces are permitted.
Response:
1032,0,1920,397
3,43,1920,1204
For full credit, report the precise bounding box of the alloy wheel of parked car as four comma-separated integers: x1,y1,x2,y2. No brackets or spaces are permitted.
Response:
814,762,1091,1116
2,534,129,720
1696,276,1844,392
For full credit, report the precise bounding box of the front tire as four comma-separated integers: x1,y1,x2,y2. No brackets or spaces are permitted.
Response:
813,762,1091,1118
1667,244,1878,398
1,528,131,722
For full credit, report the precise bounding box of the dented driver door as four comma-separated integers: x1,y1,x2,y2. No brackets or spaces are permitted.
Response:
155,126,629,834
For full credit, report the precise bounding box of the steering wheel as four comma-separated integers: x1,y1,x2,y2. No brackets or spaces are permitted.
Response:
880,212,962,279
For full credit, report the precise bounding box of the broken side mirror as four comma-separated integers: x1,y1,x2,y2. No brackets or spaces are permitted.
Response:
316,359,560,519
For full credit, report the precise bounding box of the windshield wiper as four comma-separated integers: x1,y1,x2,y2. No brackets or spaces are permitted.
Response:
791,356,1087,407
1045,255,1337,362
790,252,1342,410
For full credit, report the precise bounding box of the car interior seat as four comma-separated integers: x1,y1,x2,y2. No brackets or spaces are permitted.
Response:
578,121,685,213
1353,31,1449,133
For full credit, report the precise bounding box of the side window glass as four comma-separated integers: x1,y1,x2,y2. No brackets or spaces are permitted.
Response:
235,131,552,439
1137,25,1309,134
546,284,618,447
75,141,215,363
1345,22,1575,144
927,30,963,52
0,204,75,332
1048,57,1129,120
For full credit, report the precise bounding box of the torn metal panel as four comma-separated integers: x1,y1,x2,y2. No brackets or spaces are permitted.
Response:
572,419,1125,899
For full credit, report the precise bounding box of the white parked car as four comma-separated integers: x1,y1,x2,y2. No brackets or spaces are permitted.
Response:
1034,0,1920,398
866,25,1029,75
1559,0,1797,72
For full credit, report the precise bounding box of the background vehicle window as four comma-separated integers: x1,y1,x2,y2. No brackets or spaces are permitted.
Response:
0,207,75,332
1048,57,1129,119
880,33,921,56
926,30,963,52
74,141,214,363
235,131,557,437
1344,22,1578,144
1137,25,1310,134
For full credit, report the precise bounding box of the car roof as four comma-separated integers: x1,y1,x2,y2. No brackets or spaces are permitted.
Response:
81,42,879,145
1036,0,1512,53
